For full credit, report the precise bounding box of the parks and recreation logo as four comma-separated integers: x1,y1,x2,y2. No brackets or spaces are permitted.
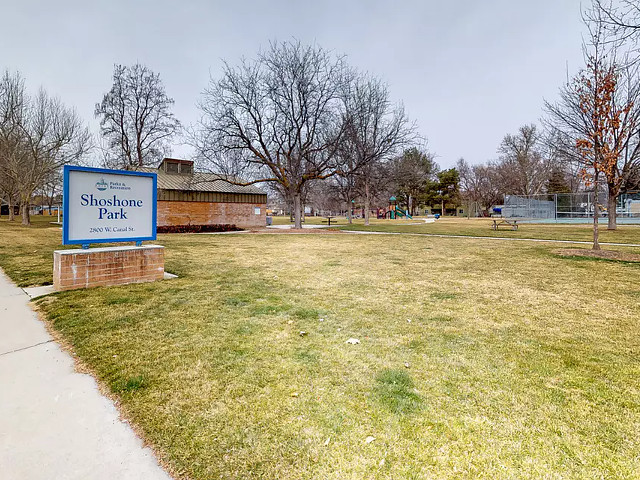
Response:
95,178,108,191
95,178,131,191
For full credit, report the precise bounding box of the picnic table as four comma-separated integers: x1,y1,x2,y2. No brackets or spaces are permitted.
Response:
491,218,519,231
322,216,338,226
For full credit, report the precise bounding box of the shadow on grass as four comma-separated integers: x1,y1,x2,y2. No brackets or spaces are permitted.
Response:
555,254,640,266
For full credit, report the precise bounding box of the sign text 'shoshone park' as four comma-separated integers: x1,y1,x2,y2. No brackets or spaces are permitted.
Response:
79,193,144,220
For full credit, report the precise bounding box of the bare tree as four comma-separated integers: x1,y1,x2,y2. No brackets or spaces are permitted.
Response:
95,63,181,169
477,164,504,212
192,41,352,228
625,162,640,189
544,131,586,192
545,6,640,231
305,180,343,215
20,90,91,224
270,180,315,222
336,74,415,225
40,169,62,215
590,0,640,44
0,70,25,221
457,158,483,217
357,159,394,215
456,158,503,216
0,71,91,225
459,126,555,216
496,124,552,196
330,159,358,223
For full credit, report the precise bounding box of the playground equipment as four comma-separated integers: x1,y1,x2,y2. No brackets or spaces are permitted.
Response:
378,196,413,219
393,207,412,219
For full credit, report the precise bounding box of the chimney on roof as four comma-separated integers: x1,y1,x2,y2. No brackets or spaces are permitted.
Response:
159,158,194,175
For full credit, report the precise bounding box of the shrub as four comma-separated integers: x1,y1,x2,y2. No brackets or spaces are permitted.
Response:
157,224,242,234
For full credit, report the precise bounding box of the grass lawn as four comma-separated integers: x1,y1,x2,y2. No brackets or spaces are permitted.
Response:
1,217,640,478
0,216,70,286
271,214,640,244
336,217,640,244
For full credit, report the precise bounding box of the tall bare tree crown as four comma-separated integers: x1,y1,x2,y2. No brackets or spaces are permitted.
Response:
192,40,415,227
95,63,181,168
0,69,91,225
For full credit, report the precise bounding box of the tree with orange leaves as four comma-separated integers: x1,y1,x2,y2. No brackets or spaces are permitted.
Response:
547,57,635,249
546,61,630,247
545,4,640,247
576,59,633,248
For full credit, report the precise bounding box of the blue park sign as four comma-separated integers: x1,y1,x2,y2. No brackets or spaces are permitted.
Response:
62,165,157,246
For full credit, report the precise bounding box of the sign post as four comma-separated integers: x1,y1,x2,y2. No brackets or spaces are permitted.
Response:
54,166,165,291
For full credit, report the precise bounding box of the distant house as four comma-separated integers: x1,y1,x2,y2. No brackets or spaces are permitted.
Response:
423,203,464,216
1,200,19,217
140,158,267,229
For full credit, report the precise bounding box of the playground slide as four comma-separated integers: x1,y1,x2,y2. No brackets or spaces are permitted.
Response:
395,208,412,219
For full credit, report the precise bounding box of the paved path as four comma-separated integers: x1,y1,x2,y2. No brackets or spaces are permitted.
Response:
0,270,172,480
266,224,331,229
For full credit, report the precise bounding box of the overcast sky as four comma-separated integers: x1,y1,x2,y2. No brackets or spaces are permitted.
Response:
1,0,587,168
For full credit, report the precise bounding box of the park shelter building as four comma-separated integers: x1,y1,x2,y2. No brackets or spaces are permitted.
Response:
1,200,19,216
141,158,267,229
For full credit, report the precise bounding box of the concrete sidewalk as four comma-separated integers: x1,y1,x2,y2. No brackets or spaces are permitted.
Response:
0,270,172,480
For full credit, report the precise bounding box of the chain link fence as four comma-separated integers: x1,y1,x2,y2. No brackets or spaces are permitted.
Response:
502,192,640,223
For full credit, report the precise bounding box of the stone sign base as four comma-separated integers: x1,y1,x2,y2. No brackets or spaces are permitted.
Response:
53,245,165,291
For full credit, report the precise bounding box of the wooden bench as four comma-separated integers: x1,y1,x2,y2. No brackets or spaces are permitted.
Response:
491,218,519,231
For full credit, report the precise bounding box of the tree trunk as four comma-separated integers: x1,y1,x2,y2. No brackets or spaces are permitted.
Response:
441,200,445,216
21,202,31,226
592,175,600,251
346,202,352,224
607,189,617,230
364,181,371,226
8,198,15,221
293,192,302,229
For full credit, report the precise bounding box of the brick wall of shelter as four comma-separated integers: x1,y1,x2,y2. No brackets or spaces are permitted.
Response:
53,246,164,291
157,200,266,228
